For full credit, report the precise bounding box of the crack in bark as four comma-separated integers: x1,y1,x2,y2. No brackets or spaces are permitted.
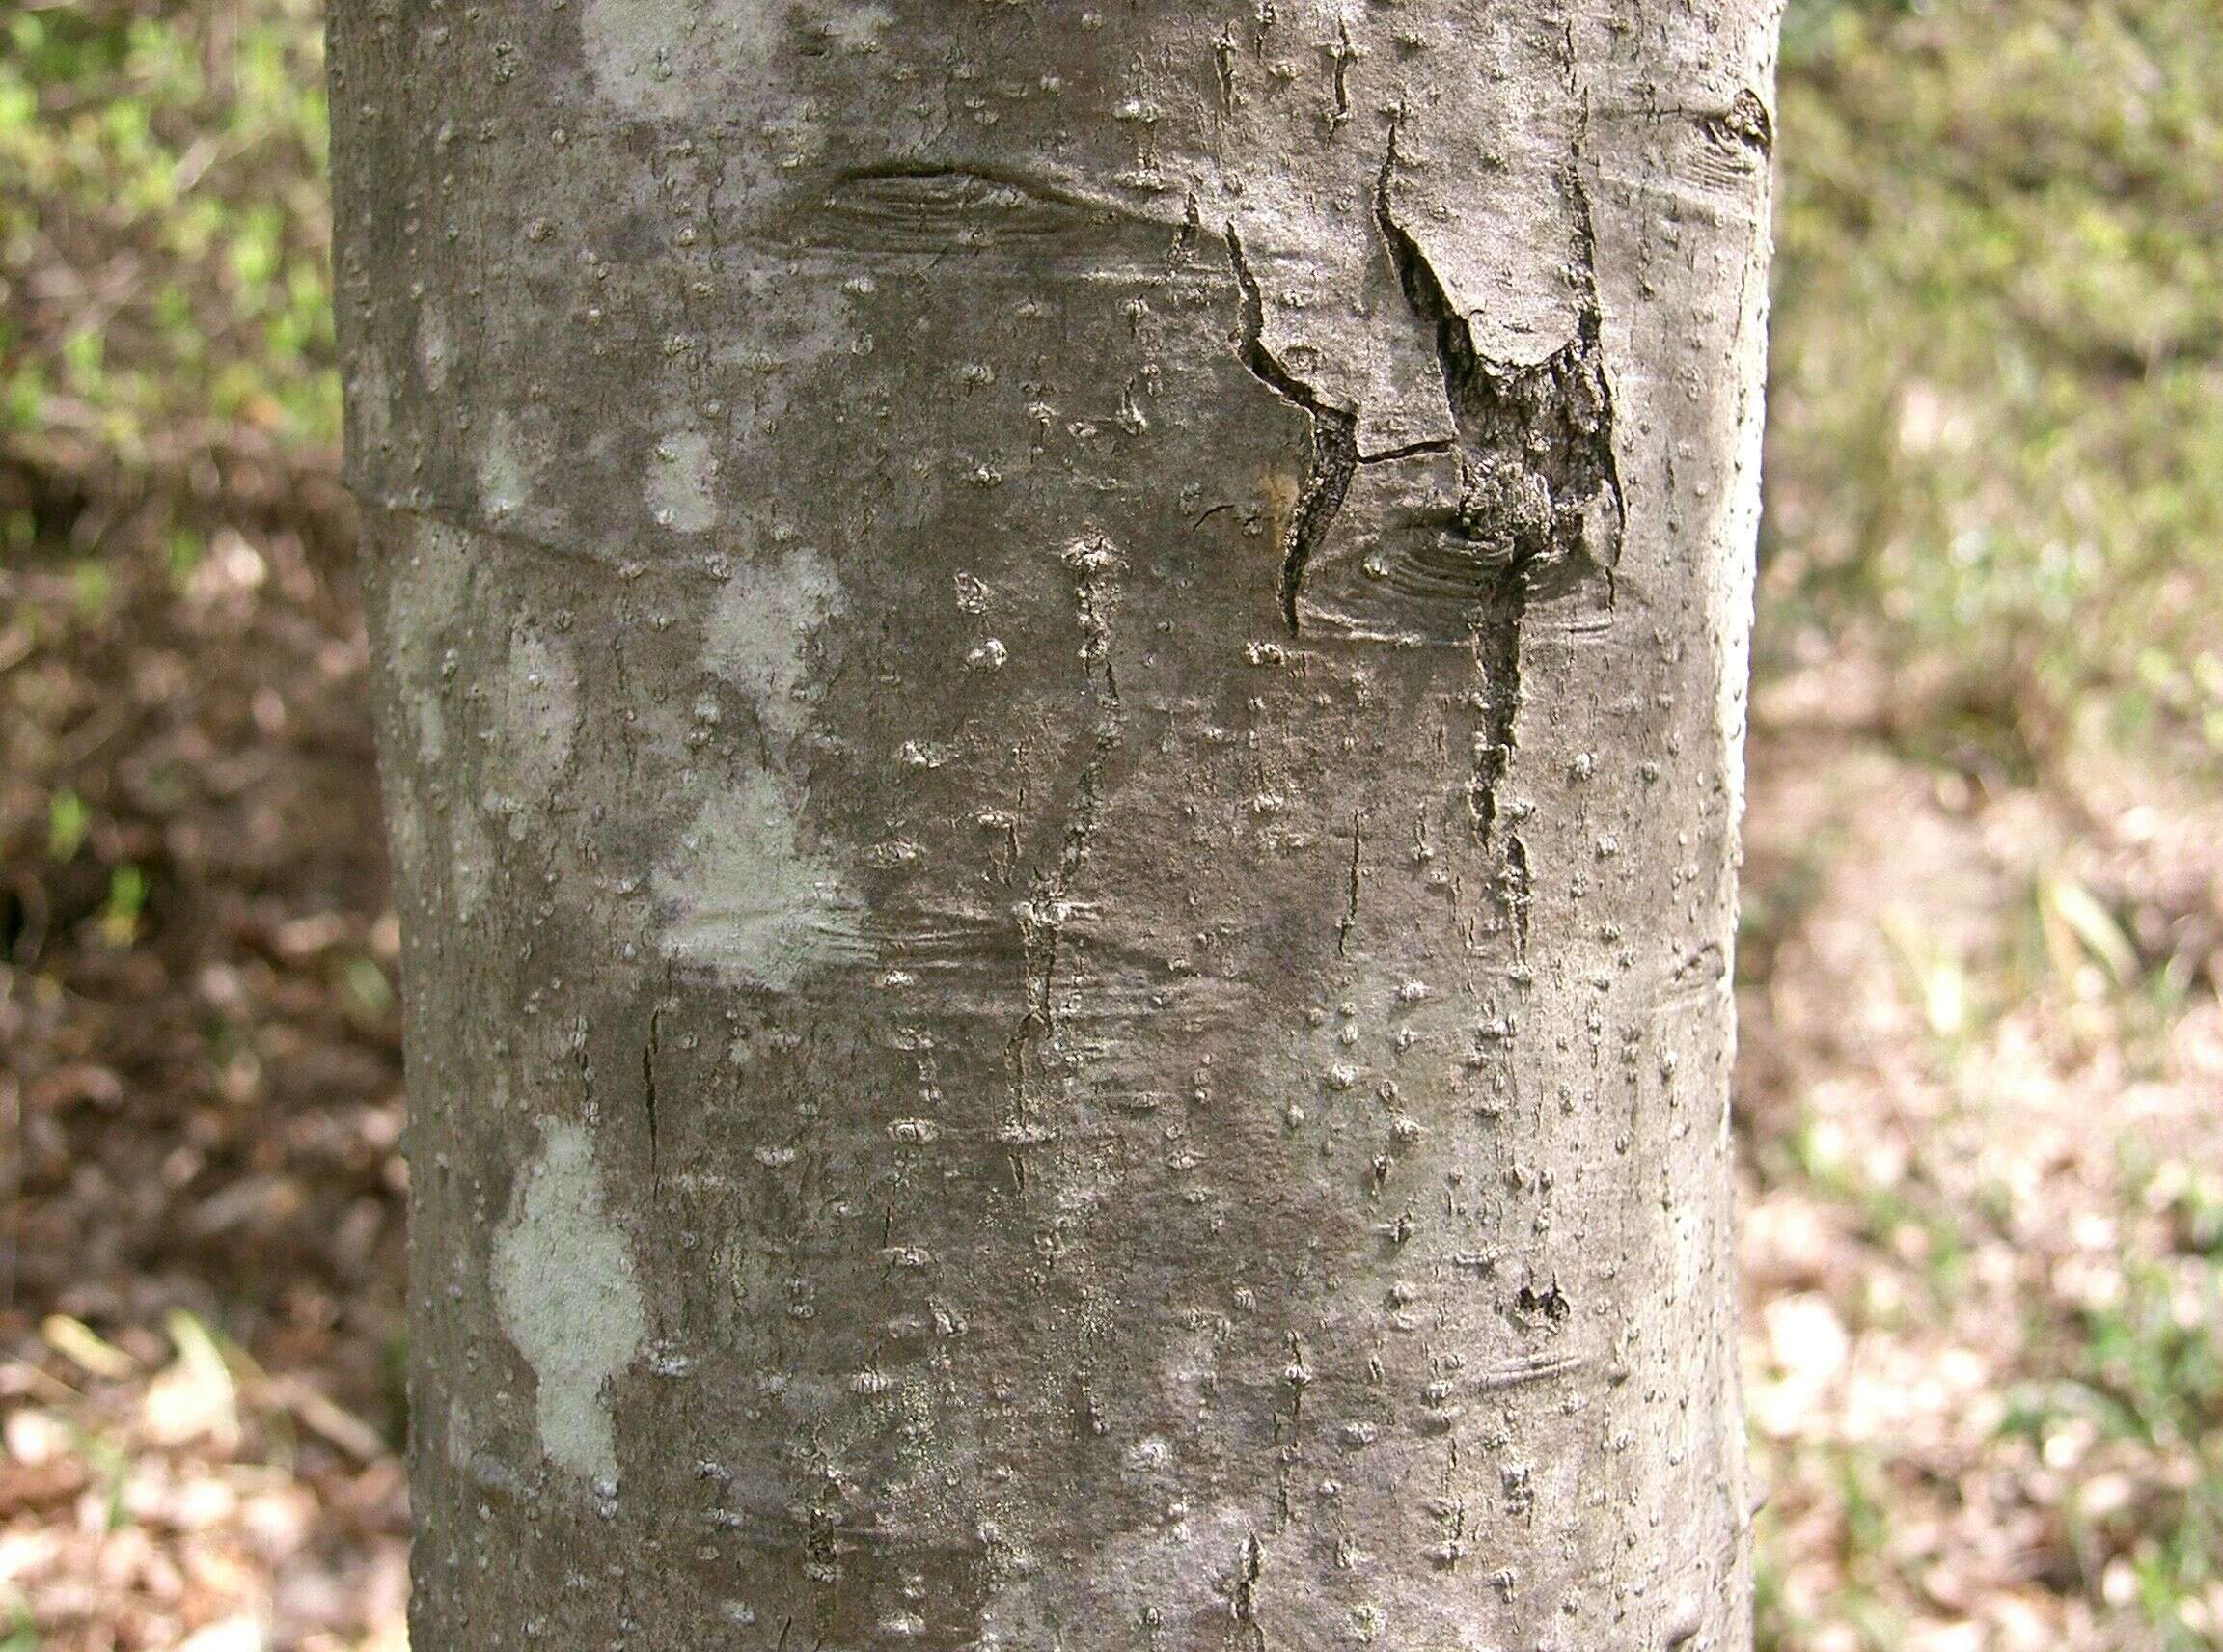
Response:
1003,547,1122,1177
1221,108,1620,722
1224,224,1359,636
1337,810,1362,957
1369,123,1525,847
1213,29,1238,114
643,996,663,1187
1366,116,1624,853
1505,832,1533,954
1235,1530,1268,1651
1326,22,1353,133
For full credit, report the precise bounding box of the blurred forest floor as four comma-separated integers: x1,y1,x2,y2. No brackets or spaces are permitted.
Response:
3,1,2221,1648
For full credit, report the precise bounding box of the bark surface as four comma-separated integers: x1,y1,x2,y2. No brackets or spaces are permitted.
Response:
329,3,1782,1646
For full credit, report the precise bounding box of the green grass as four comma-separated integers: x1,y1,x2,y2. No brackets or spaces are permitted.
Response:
2003,1244,2223,1650
1766,0,2223,778
0,0,336,479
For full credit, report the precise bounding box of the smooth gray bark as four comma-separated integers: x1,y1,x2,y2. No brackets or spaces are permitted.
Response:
329,3,1781,1646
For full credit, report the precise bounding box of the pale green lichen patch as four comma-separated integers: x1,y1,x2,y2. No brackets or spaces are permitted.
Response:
379,517,472,767
649,544,866,985
491,1120,647,1488
645,427,719,534
476,411,532,526
579,0,780,120
415,303,451,392
653,765,867,989
806,1,895,54
704,546,842,747
483,618,577,824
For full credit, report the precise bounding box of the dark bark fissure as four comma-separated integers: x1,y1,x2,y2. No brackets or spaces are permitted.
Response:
1235,1529,1268,1652
1366,122,1624,852
1002,537,1124,1186
1224,119,1623,875
1326,23,1353,134
1505,831,1534,954
1222,223,1361,636
642,997,663,1186
1700,88,1775,159
1337,810,1362,956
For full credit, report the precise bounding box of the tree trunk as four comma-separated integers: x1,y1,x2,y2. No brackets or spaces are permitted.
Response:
329,2,1780,1646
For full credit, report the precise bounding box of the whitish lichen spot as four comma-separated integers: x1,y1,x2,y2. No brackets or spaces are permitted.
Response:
810,2,893,53
579,0,779,119
477,412,532,524
416,305,451,392
382,521,470,767
487,619,577,818
492,1120,647,1487
645,427,719,533
653,766,867,988
704,546,842,747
